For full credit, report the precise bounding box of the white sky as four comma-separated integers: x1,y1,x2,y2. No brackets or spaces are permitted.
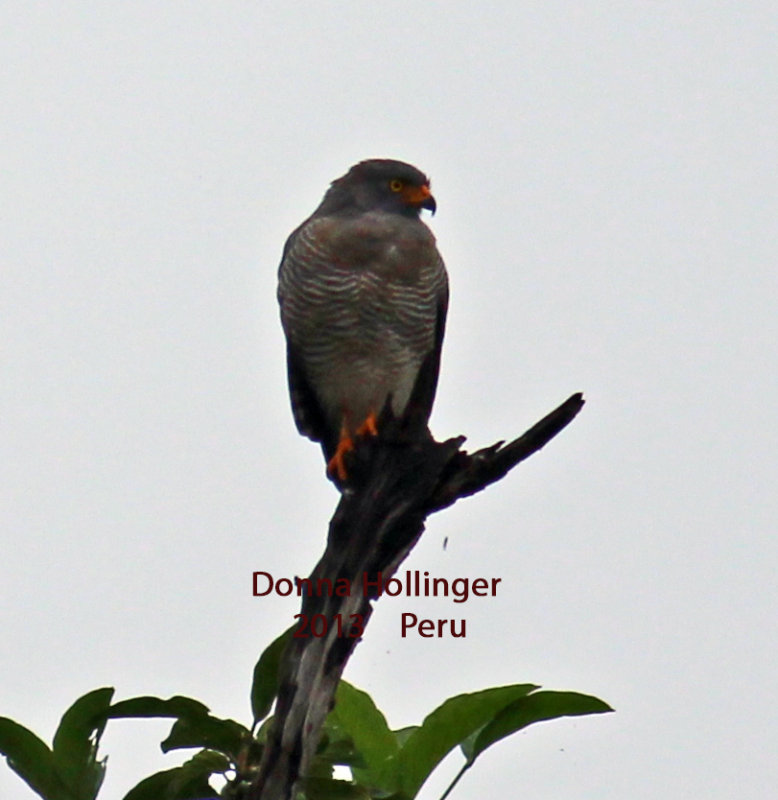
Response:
2,2,777,798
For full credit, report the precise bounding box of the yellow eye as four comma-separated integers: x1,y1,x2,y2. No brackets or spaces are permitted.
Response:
389,179,404,192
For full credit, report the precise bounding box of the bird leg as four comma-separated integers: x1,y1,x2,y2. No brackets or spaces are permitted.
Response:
327,412,379,482
327,430,355,482
355,410,378,438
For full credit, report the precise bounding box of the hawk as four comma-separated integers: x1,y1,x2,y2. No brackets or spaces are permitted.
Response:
277,158,448,482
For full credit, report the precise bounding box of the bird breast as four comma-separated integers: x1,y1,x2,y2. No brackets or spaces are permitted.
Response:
279,212,445,431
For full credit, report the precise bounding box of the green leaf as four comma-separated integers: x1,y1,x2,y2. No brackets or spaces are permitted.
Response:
107,693,249,762
303,753,335,780
298,776,372,799
438,690,613,799
314,737,366,770
463,690,613,763
122,768,182,800
0,717,79,800
253,715,274,744
393,684,537,798
121,767,217,800
121,750,225,800
330,681,397,791
161,714,249,759
315,698,366,770
107,695,210,720
52,687,114,800
250,625,294,726
179,747,231,774
391,726,418,748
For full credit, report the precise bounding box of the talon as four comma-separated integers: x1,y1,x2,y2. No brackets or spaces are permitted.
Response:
356,411,378,438
327,434,354,482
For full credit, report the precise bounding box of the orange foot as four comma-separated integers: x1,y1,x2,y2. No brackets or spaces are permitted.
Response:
327,412,379,482
356,410,379,438
327,434,354,482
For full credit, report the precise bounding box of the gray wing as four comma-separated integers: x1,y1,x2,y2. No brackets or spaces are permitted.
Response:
405,258,448,434
277,220,340,458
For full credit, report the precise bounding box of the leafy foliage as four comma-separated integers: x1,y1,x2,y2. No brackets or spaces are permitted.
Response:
121,751,228,800
0,688,115,800
1,631,612,799
0,717,80,800
250,625,294,728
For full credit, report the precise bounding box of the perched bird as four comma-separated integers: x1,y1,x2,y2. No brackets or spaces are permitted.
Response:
278,159,449,482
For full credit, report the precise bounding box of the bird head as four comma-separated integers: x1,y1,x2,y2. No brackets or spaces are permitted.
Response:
320,159,437,218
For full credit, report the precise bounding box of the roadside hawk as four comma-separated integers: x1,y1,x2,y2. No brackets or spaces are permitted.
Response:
277,158,448,482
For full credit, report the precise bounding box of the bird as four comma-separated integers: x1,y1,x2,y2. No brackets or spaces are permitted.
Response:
277,158,449,483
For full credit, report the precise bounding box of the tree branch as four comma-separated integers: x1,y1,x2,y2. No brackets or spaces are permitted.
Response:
248,393,584,800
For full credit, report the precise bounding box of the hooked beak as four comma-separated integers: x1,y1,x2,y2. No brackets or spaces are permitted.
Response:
402,183,437,215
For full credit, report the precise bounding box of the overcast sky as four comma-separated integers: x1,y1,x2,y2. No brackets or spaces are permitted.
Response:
2,2,777,799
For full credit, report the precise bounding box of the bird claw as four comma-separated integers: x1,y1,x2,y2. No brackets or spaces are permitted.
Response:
328,412,379,482
327,436,354,482
355,411,379,438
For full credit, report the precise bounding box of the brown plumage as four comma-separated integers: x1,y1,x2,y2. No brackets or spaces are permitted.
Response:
277,159,448,481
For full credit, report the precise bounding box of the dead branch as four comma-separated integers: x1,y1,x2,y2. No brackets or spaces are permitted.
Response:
248,392,584,800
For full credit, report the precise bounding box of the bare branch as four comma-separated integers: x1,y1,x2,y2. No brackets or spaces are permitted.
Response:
248,393,584,799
